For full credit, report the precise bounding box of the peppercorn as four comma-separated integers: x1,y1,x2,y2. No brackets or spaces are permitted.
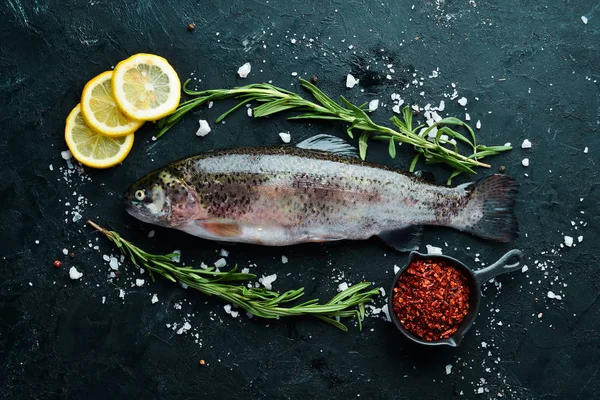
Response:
311,75,318,84
53,260,61,268
499,165,506,173
188,23,195,31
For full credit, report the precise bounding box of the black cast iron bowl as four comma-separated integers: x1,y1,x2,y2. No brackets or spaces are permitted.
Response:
387,249,524,347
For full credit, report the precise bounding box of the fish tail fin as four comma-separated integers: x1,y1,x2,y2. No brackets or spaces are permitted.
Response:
454,174,519,243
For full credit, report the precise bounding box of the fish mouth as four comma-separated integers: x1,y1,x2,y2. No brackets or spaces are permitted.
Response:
123,192,173,226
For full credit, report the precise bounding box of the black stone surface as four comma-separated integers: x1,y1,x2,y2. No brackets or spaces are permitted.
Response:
1,1,599,399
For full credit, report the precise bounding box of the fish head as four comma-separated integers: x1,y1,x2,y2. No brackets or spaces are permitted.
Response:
124,168,202,228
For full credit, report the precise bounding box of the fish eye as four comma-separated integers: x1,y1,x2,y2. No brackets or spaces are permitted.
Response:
135,189,146,201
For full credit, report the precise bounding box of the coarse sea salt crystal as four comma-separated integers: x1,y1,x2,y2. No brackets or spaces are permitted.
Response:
346,74,359,88
548,291,562,300
445,365,452,375
291,71,298,76
291,38,297,44
69,267,83,280
61,150,72,160
219,248,229,257
584,147,588,153
279,132,291,143
148,230,155,238
281,255,288,264
578,236,583,243
458,97,467,106
196,120,211,137
338,282,349,292
171,250,181,263
237,62,251,78
151,294,158,304
63,248,69,255
521,265,529,273
247,108,253,117
393,265,400,274
582,16,588,24
368,99,379,111
392,104,401,114
464,113,471,121
381,304,391,322
135,279,145,287
102,296,106,304
214,258,227,268
109,256,119,270
119,289,125,299
476,120,482,129
522,139,532,149
49,164,53,171
259,274,277,290
177,321,192,335
426,244,443,255
564,236,573,247
438,100,445,111
522,158,530,167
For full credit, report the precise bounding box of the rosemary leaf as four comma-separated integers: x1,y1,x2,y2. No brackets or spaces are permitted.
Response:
157,79,512,183
388,137,397,159
87,221,378,331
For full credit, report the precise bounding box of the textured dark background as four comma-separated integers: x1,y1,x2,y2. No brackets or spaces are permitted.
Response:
1,0,599,399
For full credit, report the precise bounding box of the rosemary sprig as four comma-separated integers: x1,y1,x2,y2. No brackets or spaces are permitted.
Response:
88,221,379,331
157,78,511,184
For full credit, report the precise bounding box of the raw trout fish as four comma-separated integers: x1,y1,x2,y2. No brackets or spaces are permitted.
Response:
124,135,518,251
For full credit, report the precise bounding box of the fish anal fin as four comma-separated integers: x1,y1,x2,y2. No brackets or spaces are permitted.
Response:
196,221,242,237
306,235,344,243
377,226,423,252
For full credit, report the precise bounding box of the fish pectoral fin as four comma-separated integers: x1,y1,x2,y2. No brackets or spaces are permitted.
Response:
377,226,423,252
195,221,242,237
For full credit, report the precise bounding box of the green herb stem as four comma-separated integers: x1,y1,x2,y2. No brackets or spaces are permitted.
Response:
88,221,379,331
157,78,511,184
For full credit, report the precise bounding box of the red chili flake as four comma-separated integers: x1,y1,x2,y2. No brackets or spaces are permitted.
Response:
392,259,470,341
53,260,62,268
199,359,206,366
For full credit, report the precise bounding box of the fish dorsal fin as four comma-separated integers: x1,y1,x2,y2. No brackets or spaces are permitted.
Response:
296,134,359,158
377,225,423,252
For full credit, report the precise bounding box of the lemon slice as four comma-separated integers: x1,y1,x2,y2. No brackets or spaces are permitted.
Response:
81,71,144,137
112,53,181,121
65,104,134,169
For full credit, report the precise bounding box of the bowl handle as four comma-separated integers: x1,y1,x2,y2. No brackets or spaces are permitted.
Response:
473,249,524,284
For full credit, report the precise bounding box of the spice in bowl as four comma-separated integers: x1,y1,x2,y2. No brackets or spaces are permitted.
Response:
391,258,470,341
